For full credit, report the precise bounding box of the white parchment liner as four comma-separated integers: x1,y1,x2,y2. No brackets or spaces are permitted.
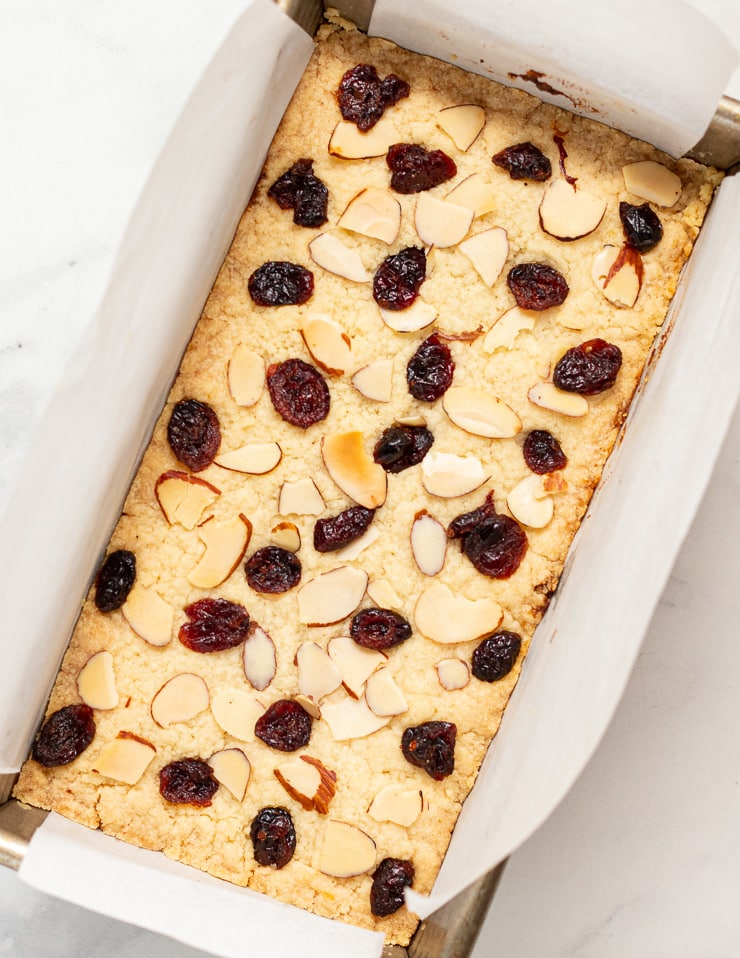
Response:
2,0,739,955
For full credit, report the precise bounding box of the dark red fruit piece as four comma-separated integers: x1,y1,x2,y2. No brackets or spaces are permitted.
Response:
350,607,412,650
401,721,456,780
448,492,528,579
248,261,314,307
406,333,454,402
250,806,296,868
255,699,312,751
314,506,375,553
266,358,330,428
553,338,623,395
179,597,250,653
371,858,415,917
337,64,410,132
373,424,434,473
167,399,221,472
492,141,552,181
245,546,301,594
522,430,568,474
32,704,95,767
471,631,522,682
386,143,457,193
373,246,426,311
507,262,569,311
159,758,218,806
94,549,136,613
619,201,663,253
267,158,328,228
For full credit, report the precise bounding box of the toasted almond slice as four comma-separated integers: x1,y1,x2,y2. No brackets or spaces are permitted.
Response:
271,521,301,552
294,694,321,719
329,117,400,158
365,668,408,717
415,582,503,644
210,688,264,741
436,657,471,691
379,298,437,333
528,382,589,417
300,315,353,375
421,451,488,498
278,477,325,516
395,414,427,427
208,748,250,801
443,386,522,439
319,820,377,877
150,673,210,728
410,511,447,576
542,472,568,495
321,432,387,508
187,514,252,589
296,641,343,703
334,526,380,562
154,471,220,530
215,442,282,475
482,306,537,352
592,244,643,308
77,651,118,710
337,187,401,244
227,345,265,407
622,160,681,207
327,634,386,697
321,695,390,741
308,233,370,283
243,623,276,692
93,732,156,786
507,474,555,528
274,755,337,814
415,193,474,248
437,104,486,151
539,179,607,240
367,579,403,610
368,784,423,827
121,584,173,647
351,360,393,402
458,227,509,287
298,566,368,627
446,172,496,217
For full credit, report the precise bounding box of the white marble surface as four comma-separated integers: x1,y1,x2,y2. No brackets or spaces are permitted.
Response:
1,2,739,956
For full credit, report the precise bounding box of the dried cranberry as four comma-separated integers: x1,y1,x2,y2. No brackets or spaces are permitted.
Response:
167,399,221,472
507,263,569,311
350,607,412,650
32,704,95,767
248,262,314,307
373,424,434,473
266,358,329,428
159,758,218,806
522,430,568,474
267,159,328,228
371,858,415,917
472,631,522,682
179,597,250,653
449,492,528,579
619,201,663,253
492,142,552,181
255,700,312,751
314,506,375,553
406,333,454,402
401,721,456,780
94,549,136,612
245,547,301,594
337,64,410,131
250,806,296,868
373,246,426,311
553,338,622,395
386,143,457,193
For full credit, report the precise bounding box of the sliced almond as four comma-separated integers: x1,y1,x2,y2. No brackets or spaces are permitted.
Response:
329,117,400,159
410,511,447,576
121,584,173,647
395,414,427,428
321,432,387,509
592,244,643,308
415,582,503,644
443,386,522,439
351,360,393,402
294,694,321,719
437,104,486,151
379,298,437,333
227,345,265,407
368,783,423,827
458,227,509,287
208,748,250,801
334,525,379,562
274,755,337,814
278,477,325,516
298,566,368,627
446,172,496,217
187,513,252,589
215,442,282,475
321,695,390,741
243,623,276,692
150,673,209,728
300,315,353,375
528,382,589,417
337,187,401,244
308,233,369,284
365,669,408,717
92,732,156,786
155,471,220,530
622,160,681,207
539,179,607,240
271,521,301,552
421,451,488,498
367,579,403,610
415,193,474,248
482,306,537,352
436,657,471,691
319,820,376,877
506,474,555,528
327,634,386,697
210,688,264,741
296,641,343,704
77,650,118,710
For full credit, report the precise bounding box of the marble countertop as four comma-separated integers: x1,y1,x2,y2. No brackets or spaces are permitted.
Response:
1,2,739,956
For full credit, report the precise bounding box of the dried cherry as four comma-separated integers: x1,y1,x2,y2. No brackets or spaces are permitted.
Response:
250,806,296,868
386,143,457,193
179,597,250,653
492,141,552,181
245,546,301,594
337,64,410,131
32,704,95,767
371,858,415,917
448,492,528,579
159,758,218,806
471,631,522,682
94,549,136,612
314,506,375,553
522,430,568,474
255,699,312,752
248,261,314,307
406,333,454,402
266,358,330,428
507,263,569,311
373,424,434,473
619,201,663,253
350,607,412,650
401,721,456,780
267,158,328,228
167,399,221,472
373,246,426,311
552,338,622,395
